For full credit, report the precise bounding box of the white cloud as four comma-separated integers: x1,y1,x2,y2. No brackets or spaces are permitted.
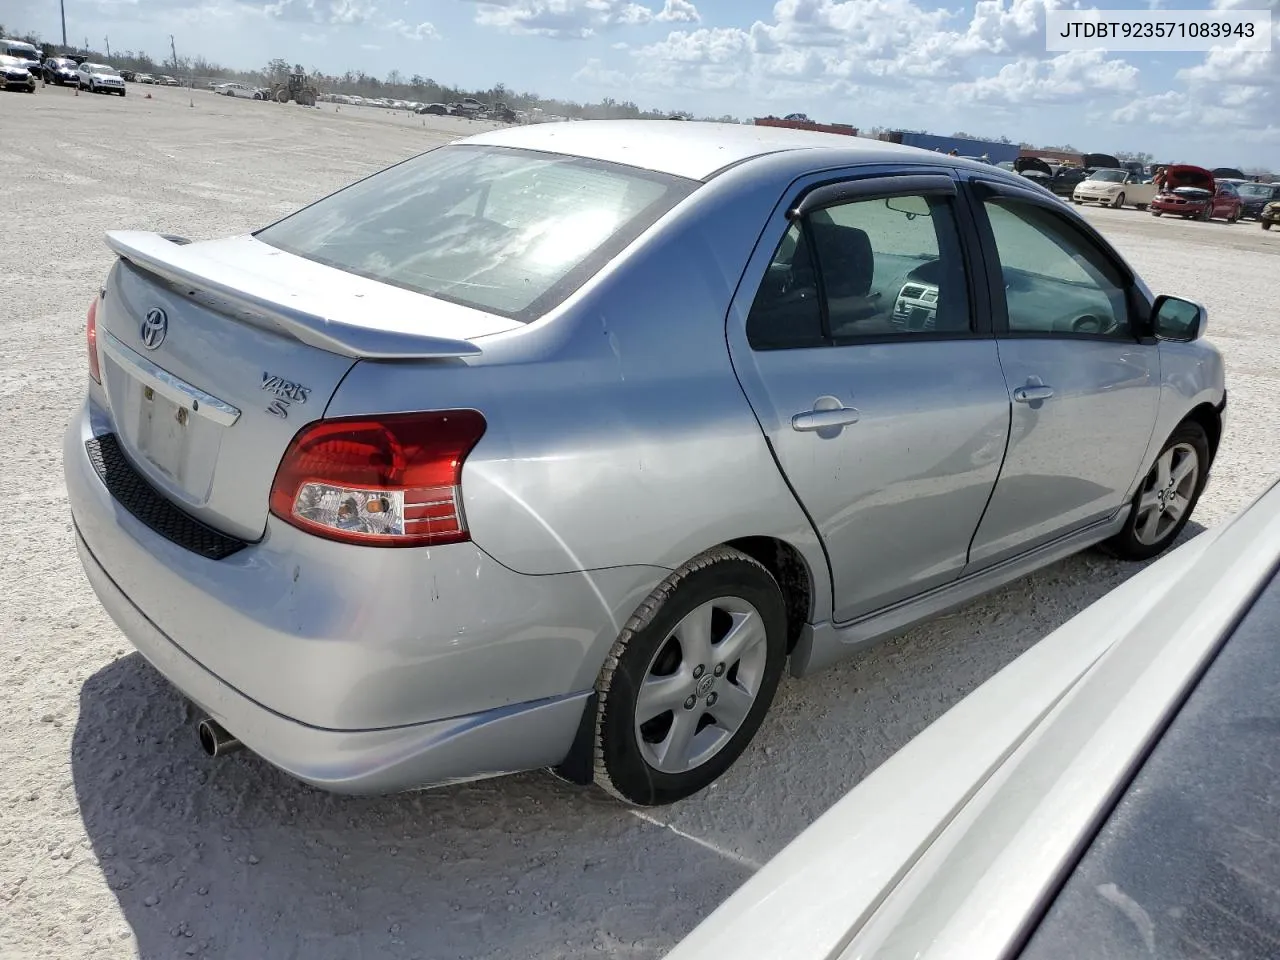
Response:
263,0,377,25
632,0,1085,94
386,18,439,39
573,57,628,85
656,0,699,23
469,0,656,38
951,50,1140,104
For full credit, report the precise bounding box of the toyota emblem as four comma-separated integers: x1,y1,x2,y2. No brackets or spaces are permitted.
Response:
140,308,168,350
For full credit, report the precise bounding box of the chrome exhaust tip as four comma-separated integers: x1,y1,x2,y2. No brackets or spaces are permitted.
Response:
197,718,243,757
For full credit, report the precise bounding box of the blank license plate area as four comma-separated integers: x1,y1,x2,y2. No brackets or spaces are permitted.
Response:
136,387,191,481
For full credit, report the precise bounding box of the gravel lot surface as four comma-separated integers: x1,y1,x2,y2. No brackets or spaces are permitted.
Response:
3,84,1278,960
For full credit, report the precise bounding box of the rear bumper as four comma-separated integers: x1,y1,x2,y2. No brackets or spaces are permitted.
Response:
65,392,663,788
75,527,588,793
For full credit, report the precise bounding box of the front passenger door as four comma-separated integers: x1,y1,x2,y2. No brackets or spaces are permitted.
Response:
966,186,1160,568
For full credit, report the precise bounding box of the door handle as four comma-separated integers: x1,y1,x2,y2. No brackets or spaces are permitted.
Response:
792,395,861,432
1013,385,1055,403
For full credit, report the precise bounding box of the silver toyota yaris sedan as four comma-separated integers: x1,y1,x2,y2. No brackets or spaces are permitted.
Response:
65,120,1226,805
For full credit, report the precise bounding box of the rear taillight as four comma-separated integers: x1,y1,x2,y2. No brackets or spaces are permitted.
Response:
268,411,487,547
87,295,101,384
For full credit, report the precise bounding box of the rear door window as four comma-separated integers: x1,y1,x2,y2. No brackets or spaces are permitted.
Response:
745,191,972,350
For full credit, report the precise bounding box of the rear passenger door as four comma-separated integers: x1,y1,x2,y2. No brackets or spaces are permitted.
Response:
728,171,1011,624
964,181,1160,568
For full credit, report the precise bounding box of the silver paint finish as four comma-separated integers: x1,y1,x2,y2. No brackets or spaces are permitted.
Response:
75,528,590,793
66,396,667,731
65,123,1227,792
462,119,940,182
968,338,1160,567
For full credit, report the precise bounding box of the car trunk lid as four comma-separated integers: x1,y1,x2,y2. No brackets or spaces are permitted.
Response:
95,231,516,541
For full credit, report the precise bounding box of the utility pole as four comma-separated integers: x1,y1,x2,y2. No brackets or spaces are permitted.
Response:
59,0,67,48
104,37,110,57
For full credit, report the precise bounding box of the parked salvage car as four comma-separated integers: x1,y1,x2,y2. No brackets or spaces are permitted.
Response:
213,81,255,98
1261,199,1280,230
65,122,1226,805
666,474,1280,960
1072,168,1156,210
77,61,126,96
1016,157,1087,198
0,54,37,92
158,74,178,86
415,102,451,115
136,73,155,84
1235,181,1280,220
42,56,80,86
1150,165,1241,221
0,38,41,72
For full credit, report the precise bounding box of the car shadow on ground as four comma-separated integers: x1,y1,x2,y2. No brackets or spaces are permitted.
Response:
70,525,1204,960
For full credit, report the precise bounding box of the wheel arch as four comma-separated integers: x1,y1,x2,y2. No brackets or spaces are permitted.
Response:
1182,400,1223,466
724,535,814,655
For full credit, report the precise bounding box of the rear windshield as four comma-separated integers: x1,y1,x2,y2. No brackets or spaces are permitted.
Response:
255,144,697,322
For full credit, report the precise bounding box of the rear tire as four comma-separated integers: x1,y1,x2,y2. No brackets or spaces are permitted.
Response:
1135,204,1147,211
1152,210,1163,217
593,547,788,806
1264,222,1273,231
1101,420,1210,562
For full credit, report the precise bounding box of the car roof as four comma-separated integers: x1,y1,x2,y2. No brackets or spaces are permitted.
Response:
461,119,944,182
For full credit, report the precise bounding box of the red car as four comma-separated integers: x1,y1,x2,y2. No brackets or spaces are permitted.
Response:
1150,165,1243,222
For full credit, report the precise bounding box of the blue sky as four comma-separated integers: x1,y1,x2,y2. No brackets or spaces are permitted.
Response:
7,0,1278,166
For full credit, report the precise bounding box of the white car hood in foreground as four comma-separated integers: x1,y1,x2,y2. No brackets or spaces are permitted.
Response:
667,476,1280,960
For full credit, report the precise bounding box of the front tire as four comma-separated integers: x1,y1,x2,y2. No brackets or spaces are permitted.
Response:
593,547,788,806
1152,210,1163,217
1264,222,1273,231
1102,420,1210,562
1112,192,1126,209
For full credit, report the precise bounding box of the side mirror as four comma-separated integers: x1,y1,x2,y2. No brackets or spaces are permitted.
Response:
1152,295,1206,342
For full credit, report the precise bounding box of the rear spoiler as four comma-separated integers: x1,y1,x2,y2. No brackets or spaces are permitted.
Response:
104,231,483,360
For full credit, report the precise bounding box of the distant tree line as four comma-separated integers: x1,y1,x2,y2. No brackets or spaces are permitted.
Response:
1,23,724,120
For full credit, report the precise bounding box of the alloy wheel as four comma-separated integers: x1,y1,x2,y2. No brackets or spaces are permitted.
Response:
634,596,768,775
1134,443,1199,546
